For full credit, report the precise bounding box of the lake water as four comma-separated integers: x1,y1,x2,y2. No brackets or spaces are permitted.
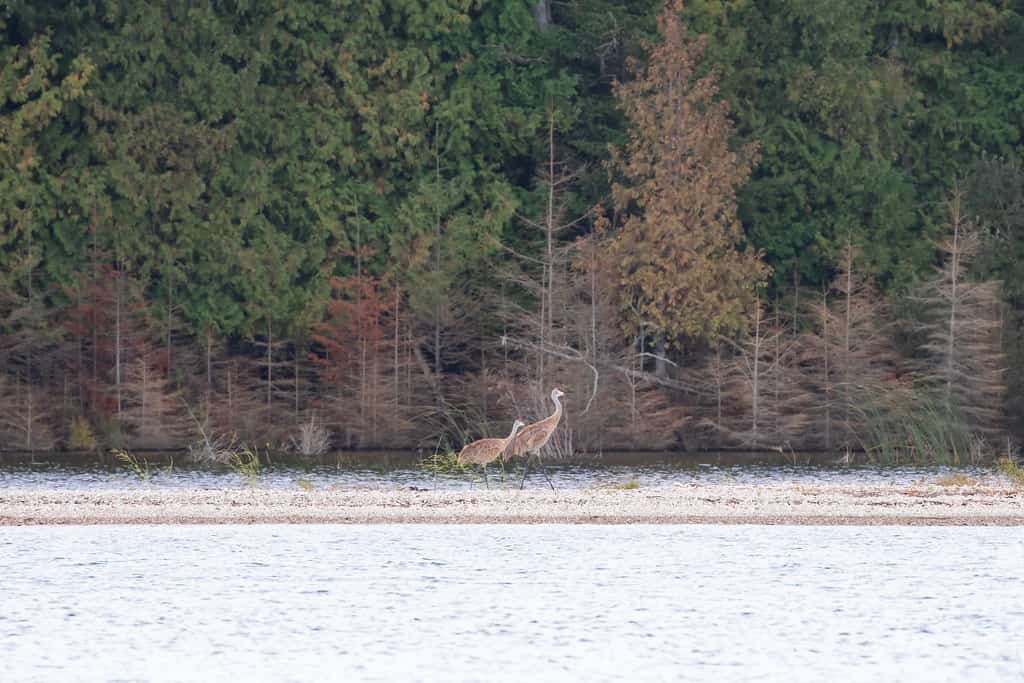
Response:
0,460,994,491
2,524,1022,682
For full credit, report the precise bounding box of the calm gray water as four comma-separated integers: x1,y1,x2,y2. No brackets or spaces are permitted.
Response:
2,525,1023,682
0,462,992,491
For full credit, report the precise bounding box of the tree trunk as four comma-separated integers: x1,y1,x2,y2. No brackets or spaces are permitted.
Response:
25,382,33,451
792,259,799,340
773,303,781,436
227,361,235,431
750,303,760,448
843,238,853,444
91,225,98,397
166,283,173,380
266,317,272,412
294,339,300,417
205,328,212,405
946,197,961,406
532,0,551,30
76,284,84,413
433,123,443,385
413,344,443,406
655,336,668,378
26,224,33,450
371,352,378,445
140,359,148,443
714,345,723,448
355,212,367,429
822,287,832,452
115,263,122,421
538,262,546,390
394,284,400,420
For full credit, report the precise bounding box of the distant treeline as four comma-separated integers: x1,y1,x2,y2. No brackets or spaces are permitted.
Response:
1,1,1022,461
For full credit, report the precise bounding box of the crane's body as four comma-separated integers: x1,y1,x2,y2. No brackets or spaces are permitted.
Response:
508,388,564,490
457,419,525,488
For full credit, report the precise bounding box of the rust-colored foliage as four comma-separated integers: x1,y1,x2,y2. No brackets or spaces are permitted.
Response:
607,0,767,346
311,273,389,390
62,255,120,417
310,268,426,448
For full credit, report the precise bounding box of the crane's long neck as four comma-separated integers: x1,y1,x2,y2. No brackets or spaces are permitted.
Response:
504,421,523,447
550,391,563,421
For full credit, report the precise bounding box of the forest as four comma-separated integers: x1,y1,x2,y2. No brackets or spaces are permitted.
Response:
1,0,1022,461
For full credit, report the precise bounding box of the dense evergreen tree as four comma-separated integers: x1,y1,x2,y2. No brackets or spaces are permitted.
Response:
0,0,1019,453
606,0,766,346
682,0,1024,288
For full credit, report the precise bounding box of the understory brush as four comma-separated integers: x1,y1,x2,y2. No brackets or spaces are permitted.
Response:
289,413,330,457
996,457,1024,486
857,388,977,465
935,472,980,487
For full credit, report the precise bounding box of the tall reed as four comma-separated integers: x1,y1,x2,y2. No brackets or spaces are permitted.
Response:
113,449,150,481
855,386,974,465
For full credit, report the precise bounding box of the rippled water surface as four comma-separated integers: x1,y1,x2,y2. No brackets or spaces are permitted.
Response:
0,458,996,491
2,525,1023,682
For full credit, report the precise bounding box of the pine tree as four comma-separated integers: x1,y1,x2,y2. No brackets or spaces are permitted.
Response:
607,0,767,347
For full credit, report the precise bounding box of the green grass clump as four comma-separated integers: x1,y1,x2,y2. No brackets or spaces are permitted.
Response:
296,478,314,491
857,387,974,465
996,457,1024,486
68,417,98,451
604,478,640,490
420,450,465,475
229,448,261,484
113,449,150,481
936,472,978,487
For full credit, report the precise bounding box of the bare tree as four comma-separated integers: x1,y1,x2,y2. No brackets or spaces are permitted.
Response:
711,292,810,449
0,374,56,451
799,238,900,452
120,345,191,449
915,188,1007,437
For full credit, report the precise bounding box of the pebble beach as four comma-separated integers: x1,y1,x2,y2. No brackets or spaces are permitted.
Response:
2,481,1023,525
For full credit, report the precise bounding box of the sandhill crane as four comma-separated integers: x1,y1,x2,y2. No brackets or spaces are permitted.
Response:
506,387,564,490
457,419,526,488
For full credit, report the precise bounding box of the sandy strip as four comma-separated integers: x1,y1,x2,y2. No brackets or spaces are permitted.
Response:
2,482,1023,525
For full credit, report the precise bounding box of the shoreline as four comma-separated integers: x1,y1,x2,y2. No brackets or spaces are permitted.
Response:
2,483,1023,526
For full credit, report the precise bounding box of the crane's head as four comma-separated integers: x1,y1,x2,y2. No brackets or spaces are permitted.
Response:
551,387,565,399
513,418,526,429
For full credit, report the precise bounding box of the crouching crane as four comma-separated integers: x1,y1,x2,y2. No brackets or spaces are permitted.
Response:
457,419,526,488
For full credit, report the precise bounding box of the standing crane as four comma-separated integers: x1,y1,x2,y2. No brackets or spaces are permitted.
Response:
457,419,526,488
506,387,565,490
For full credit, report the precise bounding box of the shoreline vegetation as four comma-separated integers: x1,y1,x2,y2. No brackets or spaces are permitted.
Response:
2,482,1023,526
4,448,1023,474
2,3,1023,464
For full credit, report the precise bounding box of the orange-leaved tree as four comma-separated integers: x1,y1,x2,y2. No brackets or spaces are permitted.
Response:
608,0,767,348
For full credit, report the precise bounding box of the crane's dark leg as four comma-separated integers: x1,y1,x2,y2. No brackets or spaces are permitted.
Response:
483,464,490,489
519,456,533,489
538,459,555,491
